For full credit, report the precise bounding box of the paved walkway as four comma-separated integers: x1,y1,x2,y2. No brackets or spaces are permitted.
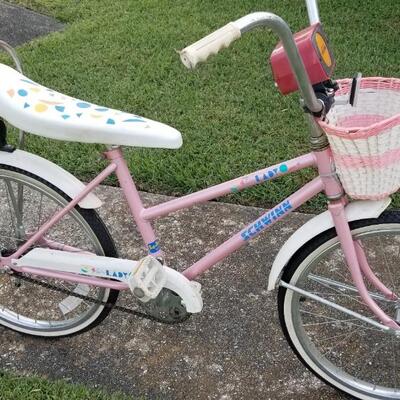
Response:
0,1,63,47
0,185,344,400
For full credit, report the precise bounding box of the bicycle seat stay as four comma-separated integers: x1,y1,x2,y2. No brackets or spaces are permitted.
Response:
0,63,182,149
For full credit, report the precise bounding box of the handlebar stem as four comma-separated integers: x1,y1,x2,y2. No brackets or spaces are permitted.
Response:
233,12,323,114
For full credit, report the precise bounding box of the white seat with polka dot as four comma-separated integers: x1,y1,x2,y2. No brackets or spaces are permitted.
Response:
0,63,182,149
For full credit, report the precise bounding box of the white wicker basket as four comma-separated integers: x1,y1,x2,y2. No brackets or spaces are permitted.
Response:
318,77,400,199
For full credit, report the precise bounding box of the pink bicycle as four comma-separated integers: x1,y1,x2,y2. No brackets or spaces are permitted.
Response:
0,1,399,398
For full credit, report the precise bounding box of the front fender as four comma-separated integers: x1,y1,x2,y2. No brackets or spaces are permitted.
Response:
0,149,101,209
267,198,391,291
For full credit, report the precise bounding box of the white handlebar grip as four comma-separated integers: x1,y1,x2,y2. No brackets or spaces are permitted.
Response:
179,22,241,69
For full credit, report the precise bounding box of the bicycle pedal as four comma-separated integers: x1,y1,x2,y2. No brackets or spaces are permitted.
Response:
128,256,167,302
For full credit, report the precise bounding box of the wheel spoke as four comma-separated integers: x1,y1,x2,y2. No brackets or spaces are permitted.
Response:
37,192,44,230
4,178,26,241
320,327,362,357
308,273,392,303
0,167,116,337
300,309,383,332
280,217,400,398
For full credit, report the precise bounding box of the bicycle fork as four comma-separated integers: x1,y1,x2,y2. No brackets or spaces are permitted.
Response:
311,145,400,331
328,200,400,330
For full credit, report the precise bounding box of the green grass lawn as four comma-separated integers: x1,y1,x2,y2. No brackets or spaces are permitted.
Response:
3,0,400,211
0,371,133,400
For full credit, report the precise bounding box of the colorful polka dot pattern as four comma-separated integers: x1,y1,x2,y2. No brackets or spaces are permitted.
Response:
7,78,147,127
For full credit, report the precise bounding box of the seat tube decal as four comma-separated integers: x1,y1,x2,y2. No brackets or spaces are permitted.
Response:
148,240,161,254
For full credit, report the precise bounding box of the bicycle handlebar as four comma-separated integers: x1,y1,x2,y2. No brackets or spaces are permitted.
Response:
179,23,241,69
179,12,323,114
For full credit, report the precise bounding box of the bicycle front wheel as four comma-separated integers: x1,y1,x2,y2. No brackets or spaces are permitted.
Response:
278,211,400,400
0,165,119,337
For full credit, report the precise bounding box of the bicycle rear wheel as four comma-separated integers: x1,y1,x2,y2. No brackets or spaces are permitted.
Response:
0,165,119,337
278,211,400,399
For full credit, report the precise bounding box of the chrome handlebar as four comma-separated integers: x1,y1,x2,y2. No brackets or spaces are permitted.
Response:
179,12,323,114
234,13,323,113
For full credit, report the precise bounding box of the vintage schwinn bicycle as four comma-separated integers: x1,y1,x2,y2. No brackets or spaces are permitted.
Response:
0,1,398,398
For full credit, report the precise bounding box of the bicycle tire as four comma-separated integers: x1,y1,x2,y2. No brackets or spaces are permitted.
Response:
278,211,400,399
0,164,119,338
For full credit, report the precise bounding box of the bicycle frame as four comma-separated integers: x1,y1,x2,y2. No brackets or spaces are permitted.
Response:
6,147,320,275
3,144,399,330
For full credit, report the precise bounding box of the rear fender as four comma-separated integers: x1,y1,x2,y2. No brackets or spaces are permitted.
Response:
0,149,101,208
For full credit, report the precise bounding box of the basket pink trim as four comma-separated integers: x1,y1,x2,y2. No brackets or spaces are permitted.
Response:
337,114,386,129
320,114,400,139
335,77,400,96
318,77,400,139
334,147,400,169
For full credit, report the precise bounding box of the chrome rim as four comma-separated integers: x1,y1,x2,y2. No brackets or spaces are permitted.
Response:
284,224,400,398
0,169,109,335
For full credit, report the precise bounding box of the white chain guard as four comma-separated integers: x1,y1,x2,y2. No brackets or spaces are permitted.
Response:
13,248,203,314
162,267,203,313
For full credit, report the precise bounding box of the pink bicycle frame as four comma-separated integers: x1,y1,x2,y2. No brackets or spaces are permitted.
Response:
3,146,399,330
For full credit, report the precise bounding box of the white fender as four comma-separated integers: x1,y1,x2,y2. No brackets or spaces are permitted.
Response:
0,149,101,208
267,198,391,291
